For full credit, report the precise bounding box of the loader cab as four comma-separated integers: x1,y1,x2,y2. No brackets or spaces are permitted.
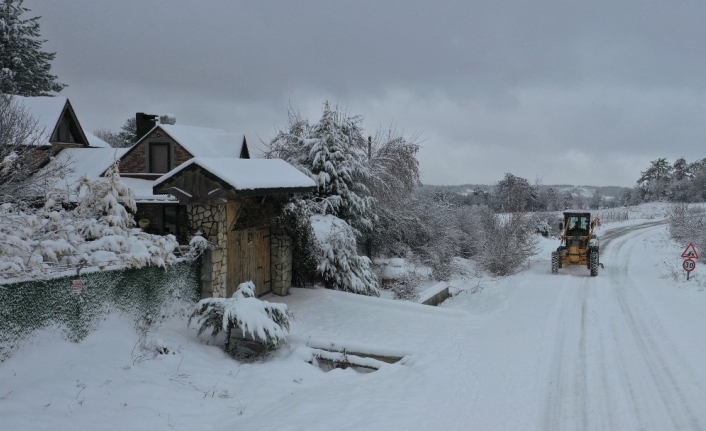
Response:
565,213,591,237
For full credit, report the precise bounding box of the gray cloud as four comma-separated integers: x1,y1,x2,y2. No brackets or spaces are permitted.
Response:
25,0,706,186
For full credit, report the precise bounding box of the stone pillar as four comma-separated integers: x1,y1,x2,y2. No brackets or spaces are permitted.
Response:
187,204,228,298
270,229,292,296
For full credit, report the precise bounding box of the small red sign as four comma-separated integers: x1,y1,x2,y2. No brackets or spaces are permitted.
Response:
683,258,696,272
72,279,84,294
681,243,699,259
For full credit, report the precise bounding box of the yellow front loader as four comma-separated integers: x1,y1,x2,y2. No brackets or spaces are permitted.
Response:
551,212,600,276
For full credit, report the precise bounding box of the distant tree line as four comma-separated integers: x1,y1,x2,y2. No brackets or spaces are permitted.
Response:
426,174,629,213
634,157,706,203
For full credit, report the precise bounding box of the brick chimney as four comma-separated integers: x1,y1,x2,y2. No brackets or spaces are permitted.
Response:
136,112,159,141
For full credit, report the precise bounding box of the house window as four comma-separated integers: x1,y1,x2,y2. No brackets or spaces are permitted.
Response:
163,205,178,236
149,143,170,173
58,117,75,143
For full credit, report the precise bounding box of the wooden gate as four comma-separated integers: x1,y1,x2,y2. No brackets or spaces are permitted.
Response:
227,226,271,297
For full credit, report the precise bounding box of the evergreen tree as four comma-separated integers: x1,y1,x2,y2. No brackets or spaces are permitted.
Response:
269,102,375,235
638,158,672,201
494,173,536,212
0,0,65,96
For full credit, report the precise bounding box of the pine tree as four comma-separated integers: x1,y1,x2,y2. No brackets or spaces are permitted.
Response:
268,102,375,235
0,0,65,96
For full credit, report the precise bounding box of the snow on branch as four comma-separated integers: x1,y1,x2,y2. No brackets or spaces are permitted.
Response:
0,160,178,278
189,281,290,351
311,214,379,296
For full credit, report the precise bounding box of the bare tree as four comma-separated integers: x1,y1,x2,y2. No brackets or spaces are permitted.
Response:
0,95,71,204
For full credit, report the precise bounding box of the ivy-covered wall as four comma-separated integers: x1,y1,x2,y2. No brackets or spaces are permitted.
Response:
0,261,200,361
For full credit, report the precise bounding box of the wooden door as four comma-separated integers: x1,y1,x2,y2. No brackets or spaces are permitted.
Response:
227,226,271,297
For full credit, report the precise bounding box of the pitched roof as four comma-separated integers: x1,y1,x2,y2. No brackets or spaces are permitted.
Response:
35,147,175,203
39,147,129,190
120,177,177,203
10,95,67,146
141,124,248,158
84,131,111,148
153,157,316,196
9,95,97,147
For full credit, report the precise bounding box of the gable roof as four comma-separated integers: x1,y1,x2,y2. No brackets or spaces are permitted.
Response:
132,124,249,158
38,147,129,189
153,157,316,198
10,95,95,147
84,131,111,148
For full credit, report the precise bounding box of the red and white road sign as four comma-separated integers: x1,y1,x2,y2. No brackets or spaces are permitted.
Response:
683,258,696,272
72,279,84,294
681,243,699,259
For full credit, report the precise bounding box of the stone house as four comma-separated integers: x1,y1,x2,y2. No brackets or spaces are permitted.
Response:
153,157,315,298
20,101,316,299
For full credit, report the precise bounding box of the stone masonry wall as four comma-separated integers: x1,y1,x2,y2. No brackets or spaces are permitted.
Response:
270,229,292,296
187,204,227,298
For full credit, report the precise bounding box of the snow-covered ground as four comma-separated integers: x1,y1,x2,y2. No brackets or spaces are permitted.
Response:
3,203,706,430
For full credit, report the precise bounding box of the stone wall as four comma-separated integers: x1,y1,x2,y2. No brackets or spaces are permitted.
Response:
270,229,292,296
187,204,228,298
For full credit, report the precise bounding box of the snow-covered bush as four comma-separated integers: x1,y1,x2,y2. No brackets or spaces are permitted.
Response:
534,218,552,237
311,214,380,296
400,190,463,280
183,231,213,260
475,207,539,276
0,160,178,277
189,281,290,352
668,204,706,257
386,271,421,301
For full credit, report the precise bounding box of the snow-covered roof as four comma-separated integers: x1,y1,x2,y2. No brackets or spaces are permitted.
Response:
84,131,111,148
38,148,129,191
153,157,316,194
149,124,247,158
120,178,177,203
10,95,67,146
35,148,176,203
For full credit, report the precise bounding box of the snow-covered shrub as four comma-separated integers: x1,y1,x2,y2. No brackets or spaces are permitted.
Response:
189,281,290,352
0,160,178,277
311,214,379,296
534,218,552,237
183,231,213,260
668,204,706,257
386,271,421,301
400,190,463,281
475,207,539,276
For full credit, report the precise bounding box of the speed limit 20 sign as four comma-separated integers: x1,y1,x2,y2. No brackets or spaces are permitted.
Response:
683,258,696,272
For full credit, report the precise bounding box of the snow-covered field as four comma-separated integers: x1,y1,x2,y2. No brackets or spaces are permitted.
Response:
3,203,706,430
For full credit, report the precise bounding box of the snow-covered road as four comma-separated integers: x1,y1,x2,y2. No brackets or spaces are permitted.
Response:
4,215,706,431
538,221,706,430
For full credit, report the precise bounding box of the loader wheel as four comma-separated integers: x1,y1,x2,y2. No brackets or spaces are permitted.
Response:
590,251,599,277
551,251,559,274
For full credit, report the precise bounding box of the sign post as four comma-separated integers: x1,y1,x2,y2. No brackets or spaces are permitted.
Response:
681,243,699,280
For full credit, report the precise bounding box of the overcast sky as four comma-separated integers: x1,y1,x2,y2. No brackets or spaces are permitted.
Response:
24,0,706,187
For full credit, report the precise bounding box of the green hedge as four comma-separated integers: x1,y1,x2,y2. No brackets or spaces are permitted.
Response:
0,260,200,361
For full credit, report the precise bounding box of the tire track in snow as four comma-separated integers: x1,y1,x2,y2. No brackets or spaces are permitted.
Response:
603,223,706,430
538,220,690,431
539,275,593,431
